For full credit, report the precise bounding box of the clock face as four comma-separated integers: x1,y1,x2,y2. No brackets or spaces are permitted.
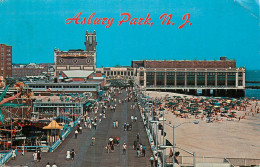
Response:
86,58,91,64
59,58,64,64
73,59,78,64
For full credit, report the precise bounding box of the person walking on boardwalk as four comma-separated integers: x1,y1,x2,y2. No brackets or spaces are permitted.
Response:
123,123,127,131
79,126,82,134
91,137,95,146
111,143,115,153
122,143,127,154
142,145,146,157
33,151,37,162
150,155,154,167
52,162,57,167
113,121,116,128
46,162,51,167
115,120,119,128
106,143,110,153
66,149,71,160
12,149,16,160
37,151,41,162
75,130,78,139
71,149,75,160
136,133,140,142
154,154,158,167
93,122,97,130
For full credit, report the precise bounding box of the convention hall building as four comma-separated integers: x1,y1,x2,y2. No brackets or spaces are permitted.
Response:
132,57,245,97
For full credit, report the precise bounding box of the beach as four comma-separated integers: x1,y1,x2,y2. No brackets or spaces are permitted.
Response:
145,91,260,159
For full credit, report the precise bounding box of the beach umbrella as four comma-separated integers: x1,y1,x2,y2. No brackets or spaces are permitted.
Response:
181,110,188,113
195,111,201,114
228,114,235,118
159,108,165,111
221,111,228,113
231,111,236,114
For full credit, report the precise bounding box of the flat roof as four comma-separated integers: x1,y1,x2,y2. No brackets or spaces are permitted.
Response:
26,81,102,85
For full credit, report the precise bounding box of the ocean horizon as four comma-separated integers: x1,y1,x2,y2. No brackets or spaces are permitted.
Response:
245,70,260,99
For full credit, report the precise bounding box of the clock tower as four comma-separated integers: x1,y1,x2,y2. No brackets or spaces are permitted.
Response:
54,31,97,77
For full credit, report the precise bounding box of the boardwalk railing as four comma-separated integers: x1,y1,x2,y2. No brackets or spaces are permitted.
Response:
16,146,50,152
0,149,17,166
139,108,162,167
74,116,82,126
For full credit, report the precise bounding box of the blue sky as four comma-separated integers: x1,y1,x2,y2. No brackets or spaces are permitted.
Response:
0,0,259,69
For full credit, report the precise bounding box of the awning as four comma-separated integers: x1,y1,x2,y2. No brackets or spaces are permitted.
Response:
43,120,63,130
85,102,91,107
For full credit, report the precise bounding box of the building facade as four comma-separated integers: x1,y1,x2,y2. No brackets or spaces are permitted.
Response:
0,44,12,79
132,57,245,97
27,81,101,98
54,31,97,76
97,67,135,81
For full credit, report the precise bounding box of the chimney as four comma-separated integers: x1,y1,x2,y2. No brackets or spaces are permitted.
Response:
220,57,227,61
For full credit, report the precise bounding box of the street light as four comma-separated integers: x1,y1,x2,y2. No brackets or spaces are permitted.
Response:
165,120,199,167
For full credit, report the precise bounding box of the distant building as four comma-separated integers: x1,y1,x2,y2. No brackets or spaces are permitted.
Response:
0,44,12,79
54,31,97,76
132,57,245,97
12,63,54,79
97,67,135,82
26,81,102,98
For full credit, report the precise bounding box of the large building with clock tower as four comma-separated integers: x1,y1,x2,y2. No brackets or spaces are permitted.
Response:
54,31,97,77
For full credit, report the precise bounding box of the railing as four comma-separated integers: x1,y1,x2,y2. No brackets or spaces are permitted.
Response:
49,139,62,152
138,95,162,166
165,155,229,165
74,115,82,126
0,149,17,166
16,146,50,152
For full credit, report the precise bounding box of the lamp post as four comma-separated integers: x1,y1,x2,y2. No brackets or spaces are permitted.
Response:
165,120,199,167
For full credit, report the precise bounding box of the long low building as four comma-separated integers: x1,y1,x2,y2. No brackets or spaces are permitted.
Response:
132,57,245,97
26,81,101,98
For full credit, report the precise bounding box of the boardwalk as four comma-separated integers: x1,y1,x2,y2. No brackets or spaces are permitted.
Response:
6,89,152,167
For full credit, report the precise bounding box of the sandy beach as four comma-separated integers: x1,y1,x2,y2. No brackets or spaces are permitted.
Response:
145,91,260,160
